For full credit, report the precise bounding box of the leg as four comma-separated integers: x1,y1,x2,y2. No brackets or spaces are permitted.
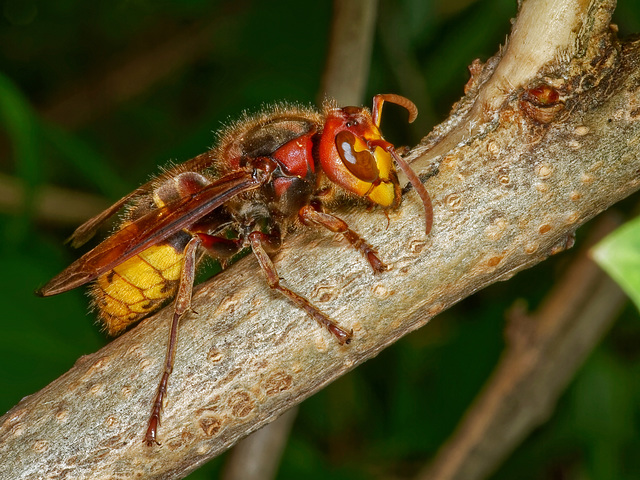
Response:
145,234,201,446
196,231,243,269
248,232,352,345
298,204,387,273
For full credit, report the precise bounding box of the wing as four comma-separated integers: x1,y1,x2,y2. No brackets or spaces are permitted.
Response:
67,150,219,248
38,170,261,296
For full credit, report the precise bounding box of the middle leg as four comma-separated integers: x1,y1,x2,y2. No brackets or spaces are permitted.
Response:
298,204,387,273
248,231,352,345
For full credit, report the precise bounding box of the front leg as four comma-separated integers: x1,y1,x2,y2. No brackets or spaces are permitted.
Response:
298,204,387,273
248,232,352,345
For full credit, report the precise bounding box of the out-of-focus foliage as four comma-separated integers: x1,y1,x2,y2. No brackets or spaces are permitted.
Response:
1,1,639,479
593,217,640,311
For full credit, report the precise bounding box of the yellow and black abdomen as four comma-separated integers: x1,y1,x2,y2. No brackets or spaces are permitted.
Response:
91,233,190,336
89,172,212,336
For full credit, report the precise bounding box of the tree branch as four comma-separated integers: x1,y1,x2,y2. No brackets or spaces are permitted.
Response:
1,0,638,479
220,407,298,480
319,0,379,105
0,173,109,226
223,2,379,476
416,214,627,480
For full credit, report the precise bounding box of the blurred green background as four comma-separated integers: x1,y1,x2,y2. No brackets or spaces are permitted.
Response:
1,1,639,479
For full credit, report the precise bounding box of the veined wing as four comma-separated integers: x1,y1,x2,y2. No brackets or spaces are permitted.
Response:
38,170,261,296
67,151,220,248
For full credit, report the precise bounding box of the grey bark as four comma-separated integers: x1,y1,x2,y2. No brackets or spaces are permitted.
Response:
417,215,627,480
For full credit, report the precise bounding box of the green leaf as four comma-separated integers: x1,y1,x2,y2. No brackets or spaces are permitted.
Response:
592,216,640,310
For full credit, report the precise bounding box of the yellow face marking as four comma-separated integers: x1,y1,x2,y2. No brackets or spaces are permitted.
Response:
367,181,396,207
343,140,397,207
373,147,393,180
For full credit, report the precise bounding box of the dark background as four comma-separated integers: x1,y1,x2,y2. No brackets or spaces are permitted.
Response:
1,1,639,478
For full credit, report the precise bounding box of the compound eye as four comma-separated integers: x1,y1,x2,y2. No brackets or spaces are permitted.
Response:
335,130,379,183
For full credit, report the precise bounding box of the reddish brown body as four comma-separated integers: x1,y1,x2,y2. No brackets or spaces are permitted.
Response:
37,94,432,445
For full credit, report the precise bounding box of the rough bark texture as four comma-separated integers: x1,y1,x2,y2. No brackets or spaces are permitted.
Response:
417,215,627,480
1,0,639,479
